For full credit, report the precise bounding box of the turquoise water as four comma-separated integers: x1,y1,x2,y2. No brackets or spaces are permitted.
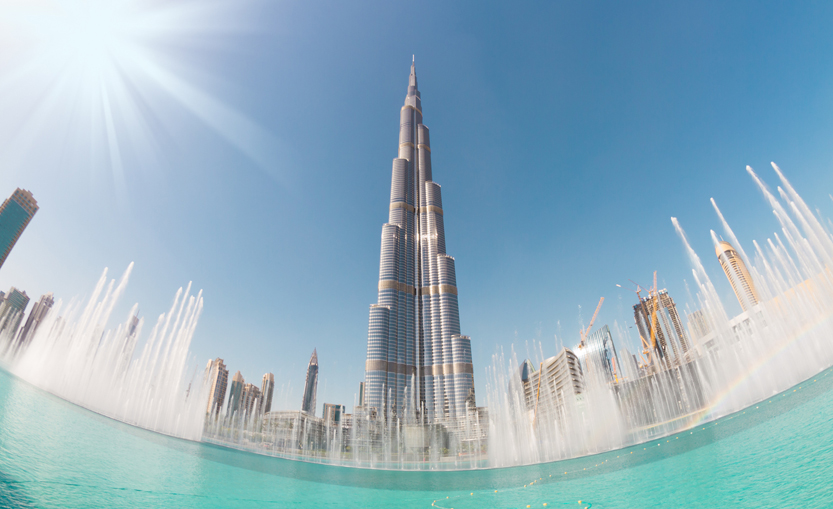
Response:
0,367,831,508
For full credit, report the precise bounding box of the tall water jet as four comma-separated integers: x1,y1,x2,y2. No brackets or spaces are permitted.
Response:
0,264,207,441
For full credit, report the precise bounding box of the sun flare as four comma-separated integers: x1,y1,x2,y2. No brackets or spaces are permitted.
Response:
0,0,276,189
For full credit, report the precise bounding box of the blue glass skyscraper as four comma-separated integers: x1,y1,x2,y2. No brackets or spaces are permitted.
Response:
301,349,318,416
364,61,475,423
0,188,38,271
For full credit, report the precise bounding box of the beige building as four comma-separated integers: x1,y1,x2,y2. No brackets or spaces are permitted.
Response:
521,348,585,424
716,241,760,312
241,383,262,417
205,358,229,414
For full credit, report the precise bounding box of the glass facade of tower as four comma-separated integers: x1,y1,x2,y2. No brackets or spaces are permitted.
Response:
584,325,620,383
364,62,475,423
0,188,38,271
261,373,275,414
228,371,244,417
301,349,318,416
0,287,29,337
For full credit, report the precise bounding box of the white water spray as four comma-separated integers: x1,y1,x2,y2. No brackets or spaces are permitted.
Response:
1,264,207,441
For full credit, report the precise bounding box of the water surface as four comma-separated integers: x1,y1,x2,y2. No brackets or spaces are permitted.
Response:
0,367,831,508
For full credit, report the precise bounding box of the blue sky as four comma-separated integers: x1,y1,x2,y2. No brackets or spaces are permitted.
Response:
2,1,833,414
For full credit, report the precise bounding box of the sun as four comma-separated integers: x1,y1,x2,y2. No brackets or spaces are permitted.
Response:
0,0,277,192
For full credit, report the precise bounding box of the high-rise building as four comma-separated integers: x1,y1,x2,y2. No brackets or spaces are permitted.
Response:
261,373,275,414
687,309,711,341
241,383,262,416
574,325,620,383
633,289,691,364
0,287,30,338
301,349,318,416
127,314,140,338
519,348,585,422
228,371,245,417
16,292,53,348
205,358,229,414
0,189,38,271
363,60,475,423
716,241,760,312
322,403,345,425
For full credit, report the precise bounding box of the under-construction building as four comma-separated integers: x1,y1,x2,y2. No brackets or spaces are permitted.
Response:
633,289,691,365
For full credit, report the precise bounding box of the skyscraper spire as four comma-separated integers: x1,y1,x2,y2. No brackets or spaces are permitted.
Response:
363,61,475,423
408,59,419,97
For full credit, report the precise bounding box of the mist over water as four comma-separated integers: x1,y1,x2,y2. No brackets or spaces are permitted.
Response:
2,163,833,470
484,162,833,467
0,264,207,441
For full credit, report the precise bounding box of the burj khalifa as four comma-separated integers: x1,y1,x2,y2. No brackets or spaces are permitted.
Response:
363,60,475,423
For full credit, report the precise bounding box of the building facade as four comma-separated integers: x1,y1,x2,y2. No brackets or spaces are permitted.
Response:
716,241,760,312
301,349,318,416
0,287,30,338
16,292,53,349
686,309,711,341
261,373,275,414
575,324,620,383
206,358,229,415
241,383,262,417
633,289,691,365
520,348,585,424
228,371,244,417
0,189,38,271
322,403,345,426
364,60,475,423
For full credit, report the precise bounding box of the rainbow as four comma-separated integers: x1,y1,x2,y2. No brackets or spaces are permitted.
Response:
680,301,833,430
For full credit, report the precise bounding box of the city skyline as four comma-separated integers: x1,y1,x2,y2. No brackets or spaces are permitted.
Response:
3,2,833,414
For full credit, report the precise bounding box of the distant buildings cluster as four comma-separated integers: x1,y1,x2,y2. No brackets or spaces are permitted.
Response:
205,358,276,420
0,188,54,353
510,238,769,435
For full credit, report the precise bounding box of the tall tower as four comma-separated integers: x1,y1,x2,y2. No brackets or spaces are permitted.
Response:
364,61,475,423
261,373,275,414
301,349,318,416
0,188,39,271
716,241,760,312
205,358,229,415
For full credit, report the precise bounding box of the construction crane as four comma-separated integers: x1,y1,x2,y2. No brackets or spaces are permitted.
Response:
641,271,662,369
618,272,660,369
579,296,605,346
536,295,604,424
